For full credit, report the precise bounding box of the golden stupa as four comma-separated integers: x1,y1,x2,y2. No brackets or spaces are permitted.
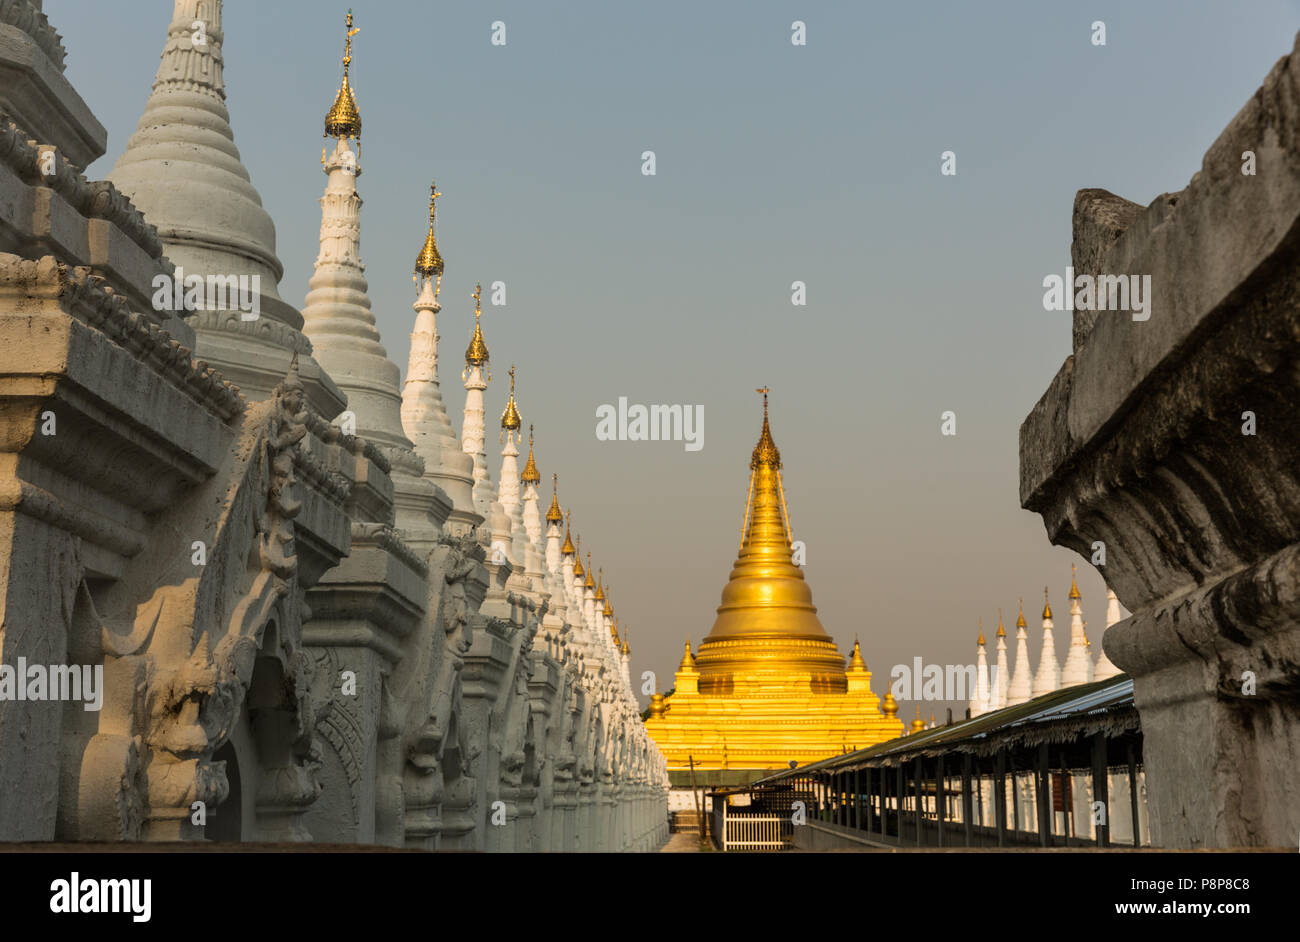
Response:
644,390,902,770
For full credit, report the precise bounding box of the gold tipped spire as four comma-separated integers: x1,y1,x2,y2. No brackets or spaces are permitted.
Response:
594,569,605,602
881,692,898,717
911,705,925,733
465,283,489,368
1042,587,1053,621
976,617,985,647
500,365,521,434
561,510,576,555
621,638,629,656
996,608,1006,638
1069,563,1081,600
678,641,696,671
848,639,867,671
584,552,595,589
572,536,584,577
324,11,362,140
521,425,541,484
1016,597,1026,628
698,387,842,690
413,181,444,288
750,386,782,470
546,475,564,524
603,596,613,619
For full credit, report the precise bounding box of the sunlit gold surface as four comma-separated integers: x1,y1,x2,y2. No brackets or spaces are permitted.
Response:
644,391,902,770
500,366,521,431
465,284,489,366
414,182,444,281
547,476,564,524
324,11,362,140
521,425,540,483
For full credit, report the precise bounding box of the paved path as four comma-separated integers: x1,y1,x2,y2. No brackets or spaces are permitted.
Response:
659,832,708,853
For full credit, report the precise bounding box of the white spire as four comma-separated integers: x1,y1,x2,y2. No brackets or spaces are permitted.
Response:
461,284,495,517
108,0,342,413
1032,587,1061,698
401,273,481,535
301,137,417,462
993,608,1009,710
970,621,990,718
1093,586,1125,681
1061,565,1093,687
1007,598,1032,706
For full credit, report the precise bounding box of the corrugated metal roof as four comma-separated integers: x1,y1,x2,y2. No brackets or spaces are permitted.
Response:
736,674,1135,789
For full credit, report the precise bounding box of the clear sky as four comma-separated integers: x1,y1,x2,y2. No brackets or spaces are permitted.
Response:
52,0,1300,718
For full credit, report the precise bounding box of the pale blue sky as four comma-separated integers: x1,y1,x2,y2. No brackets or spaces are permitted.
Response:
51,0,1300,715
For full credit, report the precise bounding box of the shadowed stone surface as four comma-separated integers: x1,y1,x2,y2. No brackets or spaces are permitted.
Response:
1021,32,1300,849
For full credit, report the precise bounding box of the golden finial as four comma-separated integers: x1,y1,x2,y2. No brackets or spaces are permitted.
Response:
584,552,595,589
1042,586,1053,621
603,596,613,618
521,424,541,484
929,712,936,728
911,705,925,733
324,10,362,140
594,569,605,602
500,365,521,434
648,692,666,719
414,181,444,288
546,474,564,524
572,536,584,577
881,691,898,717
750,386,782,470
1069,563,1081,600
996,607,1006,638
611,621,620,645
976,617,985,647
678,641,696,671
465,283,489,368
848,639,866,671
1016,597,1026,628
621,638,629,657
561,510,576,555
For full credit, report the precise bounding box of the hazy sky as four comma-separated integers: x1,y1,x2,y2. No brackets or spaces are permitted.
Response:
52,0,1299,717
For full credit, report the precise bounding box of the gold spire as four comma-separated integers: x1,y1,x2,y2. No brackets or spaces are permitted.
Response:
996,608,1006,638
500,365,521,433
881,692,898,717
324,11,362,140
413,181,444,288
1016,597,1026,628
621,638,629,656
465,283,489,367
976,617,985,647
561,510,575,555
603,596,613,619
911,705,925,733
572,536,584,577
521,425,541,484
929,712,936,728
696,388,844,691
584,552,595,589
546,475,564,524
848,639,866,671
1042,587,1053,621
1069,563,1081,600
594,569,605,602
750,386,782,470
678,641,696,671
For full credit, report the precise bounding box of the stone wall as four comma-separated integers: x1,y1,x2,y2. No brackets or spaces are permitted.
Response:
1020,33,1300,848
